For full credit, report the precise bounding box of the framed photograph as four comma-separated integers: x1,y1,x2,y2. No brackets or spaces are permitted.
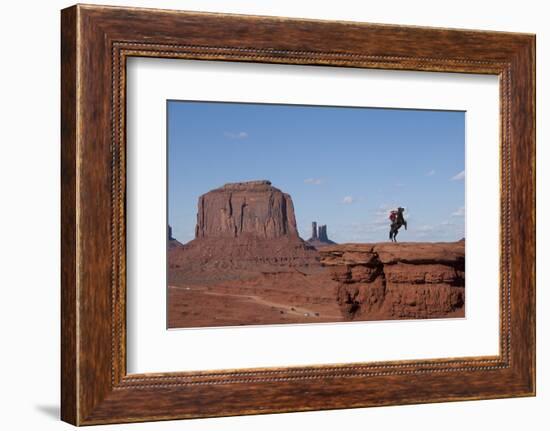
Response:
61,4,535,425
164,101,466,329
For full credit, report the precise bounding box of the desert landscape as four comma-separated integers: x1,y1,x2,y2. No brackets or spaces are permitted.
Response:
168,180,465,328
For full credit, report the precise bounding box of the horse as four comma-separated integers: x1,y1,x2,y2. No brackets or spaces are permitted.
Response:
389,207,407,242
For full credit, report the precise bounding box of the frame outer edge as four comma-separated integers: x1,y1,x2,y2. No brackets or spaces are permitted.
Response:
506,35,536,396
523,34,536,395
526,35,536,396
531,34,536,396
61,5,79,426
61,4,536,424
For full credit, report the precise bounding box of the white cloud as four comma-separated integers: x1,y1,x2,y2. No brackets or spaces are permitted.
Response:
451,170,465,181
304,178,323,185
452,206,465,217
426,169,436,176
342,196,354,204
417,224,436,233
224,131,248,139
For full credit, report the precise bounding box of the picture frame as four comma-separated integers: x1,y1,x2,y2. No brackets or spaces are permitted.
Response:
61,4,535,425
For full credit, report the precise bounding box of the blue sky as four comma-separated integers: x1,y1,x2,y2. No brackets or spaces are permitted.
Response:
168,101,465,244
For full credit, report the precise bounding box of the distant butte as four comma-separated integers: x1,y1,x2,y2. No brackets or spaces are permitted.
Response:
167,225,183,248
307,221,336,248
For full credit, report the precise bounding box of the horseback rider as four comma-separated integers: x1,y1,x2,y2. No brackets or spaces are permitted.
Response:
389,207,407,242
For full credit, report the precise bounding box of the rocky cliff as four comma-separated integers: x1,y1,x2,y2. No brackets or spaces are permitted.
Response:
319,241,465,320
195,180,299,240
170,181,319,278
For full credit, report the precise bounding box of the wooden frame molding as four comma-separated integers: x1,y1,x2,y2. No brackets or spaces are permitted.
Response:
61,4,535,425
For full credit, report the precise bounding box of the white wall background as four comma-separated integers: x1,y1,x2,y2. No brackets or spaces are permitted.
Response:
0,0,546,429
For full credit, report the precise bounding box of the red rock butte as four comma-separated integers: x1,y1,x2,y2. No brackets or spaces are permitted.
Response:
169,180,319,277
195,180,300,240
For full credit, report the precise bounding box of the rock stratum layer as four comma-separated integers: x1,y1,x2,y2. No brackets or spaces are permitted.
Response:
318,241,465,320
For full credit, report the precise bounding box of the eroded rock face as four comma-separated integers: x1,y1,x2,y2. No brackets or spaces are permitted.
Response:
170,181,319,278
319,242,465,320
195,180,299,240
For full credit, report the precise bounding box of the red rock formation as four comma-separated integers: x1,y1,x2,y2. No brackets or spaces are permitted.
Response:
319,242,465,320
170,181,319,278
168,225,184,248
195,180,299,240
307,221,336,247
